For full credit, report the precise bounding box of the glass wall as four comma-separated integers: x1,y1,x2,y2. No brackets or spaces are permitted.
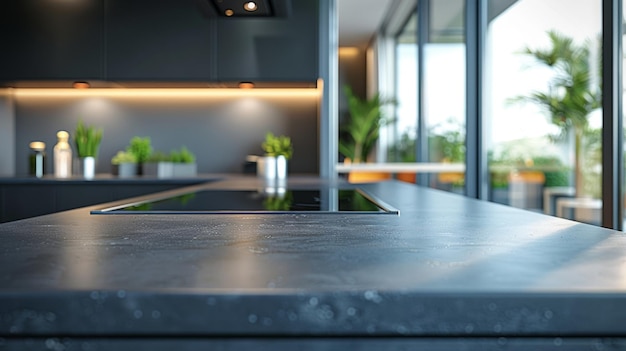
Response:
365,0,624,228
485,0,602,223
389,12,418,164
386,0,466,193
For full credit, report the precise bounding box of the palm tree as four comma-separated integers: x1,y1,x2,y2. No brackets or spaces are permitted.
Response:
512,30,601,198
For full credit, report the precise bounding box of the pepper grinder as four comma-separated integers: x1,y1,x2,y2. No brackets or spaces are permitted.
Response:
29,141,46,178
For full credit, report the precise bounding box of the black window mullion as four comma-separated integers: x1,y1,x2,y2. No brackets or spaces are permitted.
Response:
601,0,623,230
465,0,488,200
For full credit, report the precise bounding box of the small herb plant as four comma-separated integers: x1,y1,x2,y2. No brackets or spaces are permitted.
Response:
147,151,171,163
262,132,293,159
169,146,196,164
128,137,152,164
111,150,137,165
74,120,103,158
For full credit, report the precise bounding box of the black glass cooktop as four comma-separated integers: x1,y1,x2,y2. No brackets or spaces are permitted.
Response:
91,188,399,215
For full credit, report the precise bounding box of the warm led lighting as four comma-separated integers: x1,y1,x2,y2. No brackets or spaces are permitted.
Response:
243,2,257,11
0,88,13,96
73,81,90,89
225,8,234,16
339,47,360,57
12,88,321,99
238,82,255,89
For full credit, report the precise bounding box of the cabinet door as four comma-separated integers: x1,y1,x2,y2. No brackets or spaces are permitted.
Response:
215,0,319,82
105,0,214,81
0,183,201,223
0,0,104,82
0,185,56,223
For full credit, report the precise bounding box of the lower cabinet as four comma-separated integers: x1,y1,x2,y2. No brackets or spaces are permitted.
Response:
0,182,203,223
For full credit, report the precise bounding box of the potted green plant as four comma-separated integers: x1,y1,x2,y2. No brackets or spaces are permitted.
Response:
170,146,197,177
127,136,152,176
260,132,293,181
339,85,395,164
511,30,601,199
262,132,293,159
74,120,103,179
144,151,173,178
111,150,137,178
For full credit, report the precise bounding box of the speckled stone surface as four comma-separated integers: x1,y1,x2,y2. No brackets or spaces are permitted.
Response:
1,176,626,348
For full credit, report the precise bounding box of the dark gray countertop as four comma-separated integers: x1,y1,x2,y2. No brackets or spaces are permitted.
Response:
1,176,626,348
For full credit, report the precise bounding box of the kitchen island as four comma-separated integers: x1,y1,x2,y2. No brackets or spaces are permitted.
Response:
1,176,626,350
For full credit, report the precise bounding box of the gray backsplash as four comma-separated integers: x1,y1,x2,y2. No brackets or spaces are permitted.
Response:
12,93,319,176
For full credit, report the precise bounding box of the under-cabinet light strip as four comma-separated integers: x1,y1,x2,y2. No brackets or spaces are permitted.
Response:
9,88,321,99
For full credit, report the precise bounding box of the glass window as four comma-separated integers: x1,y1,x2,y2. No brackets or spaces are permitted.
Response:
383,0,466,192
423,0,466,194
389,13,418,164
485,0,602,224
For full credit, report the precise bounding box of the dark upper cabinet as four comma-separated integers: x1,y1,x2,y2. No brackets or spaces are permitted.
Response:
0,0,319,84
105,0,215,81
0,0,104,82
215,0,319,82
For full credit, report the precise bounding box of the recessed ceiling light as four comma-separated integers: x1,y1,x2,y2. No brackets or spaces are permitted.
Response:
210,0,276,17
243,2,257,12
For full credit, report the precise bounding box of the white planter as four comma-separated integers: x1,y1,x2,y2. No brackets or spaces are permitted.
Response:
117,163,138,178
142,162,197,178
258,155,287,183
143,162,174,178
275,155,287,181
172,163,197,177
260,156,276,180
82,156,95,180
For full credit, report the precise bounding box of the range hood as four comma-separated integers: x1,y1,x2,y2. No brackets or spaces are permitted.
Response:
198,0,292,18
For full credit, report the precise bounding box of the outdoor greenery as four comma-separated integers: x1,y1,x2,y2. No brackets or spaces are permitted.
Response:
388,119,466,164
387,130,416,162
429,119,465,164
339,85,395,163
489,150,570,190
262,132,293,159
385,118,574,194
531,156,569,188
511,30,601,198
74,120,103,158
583,127,602,198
